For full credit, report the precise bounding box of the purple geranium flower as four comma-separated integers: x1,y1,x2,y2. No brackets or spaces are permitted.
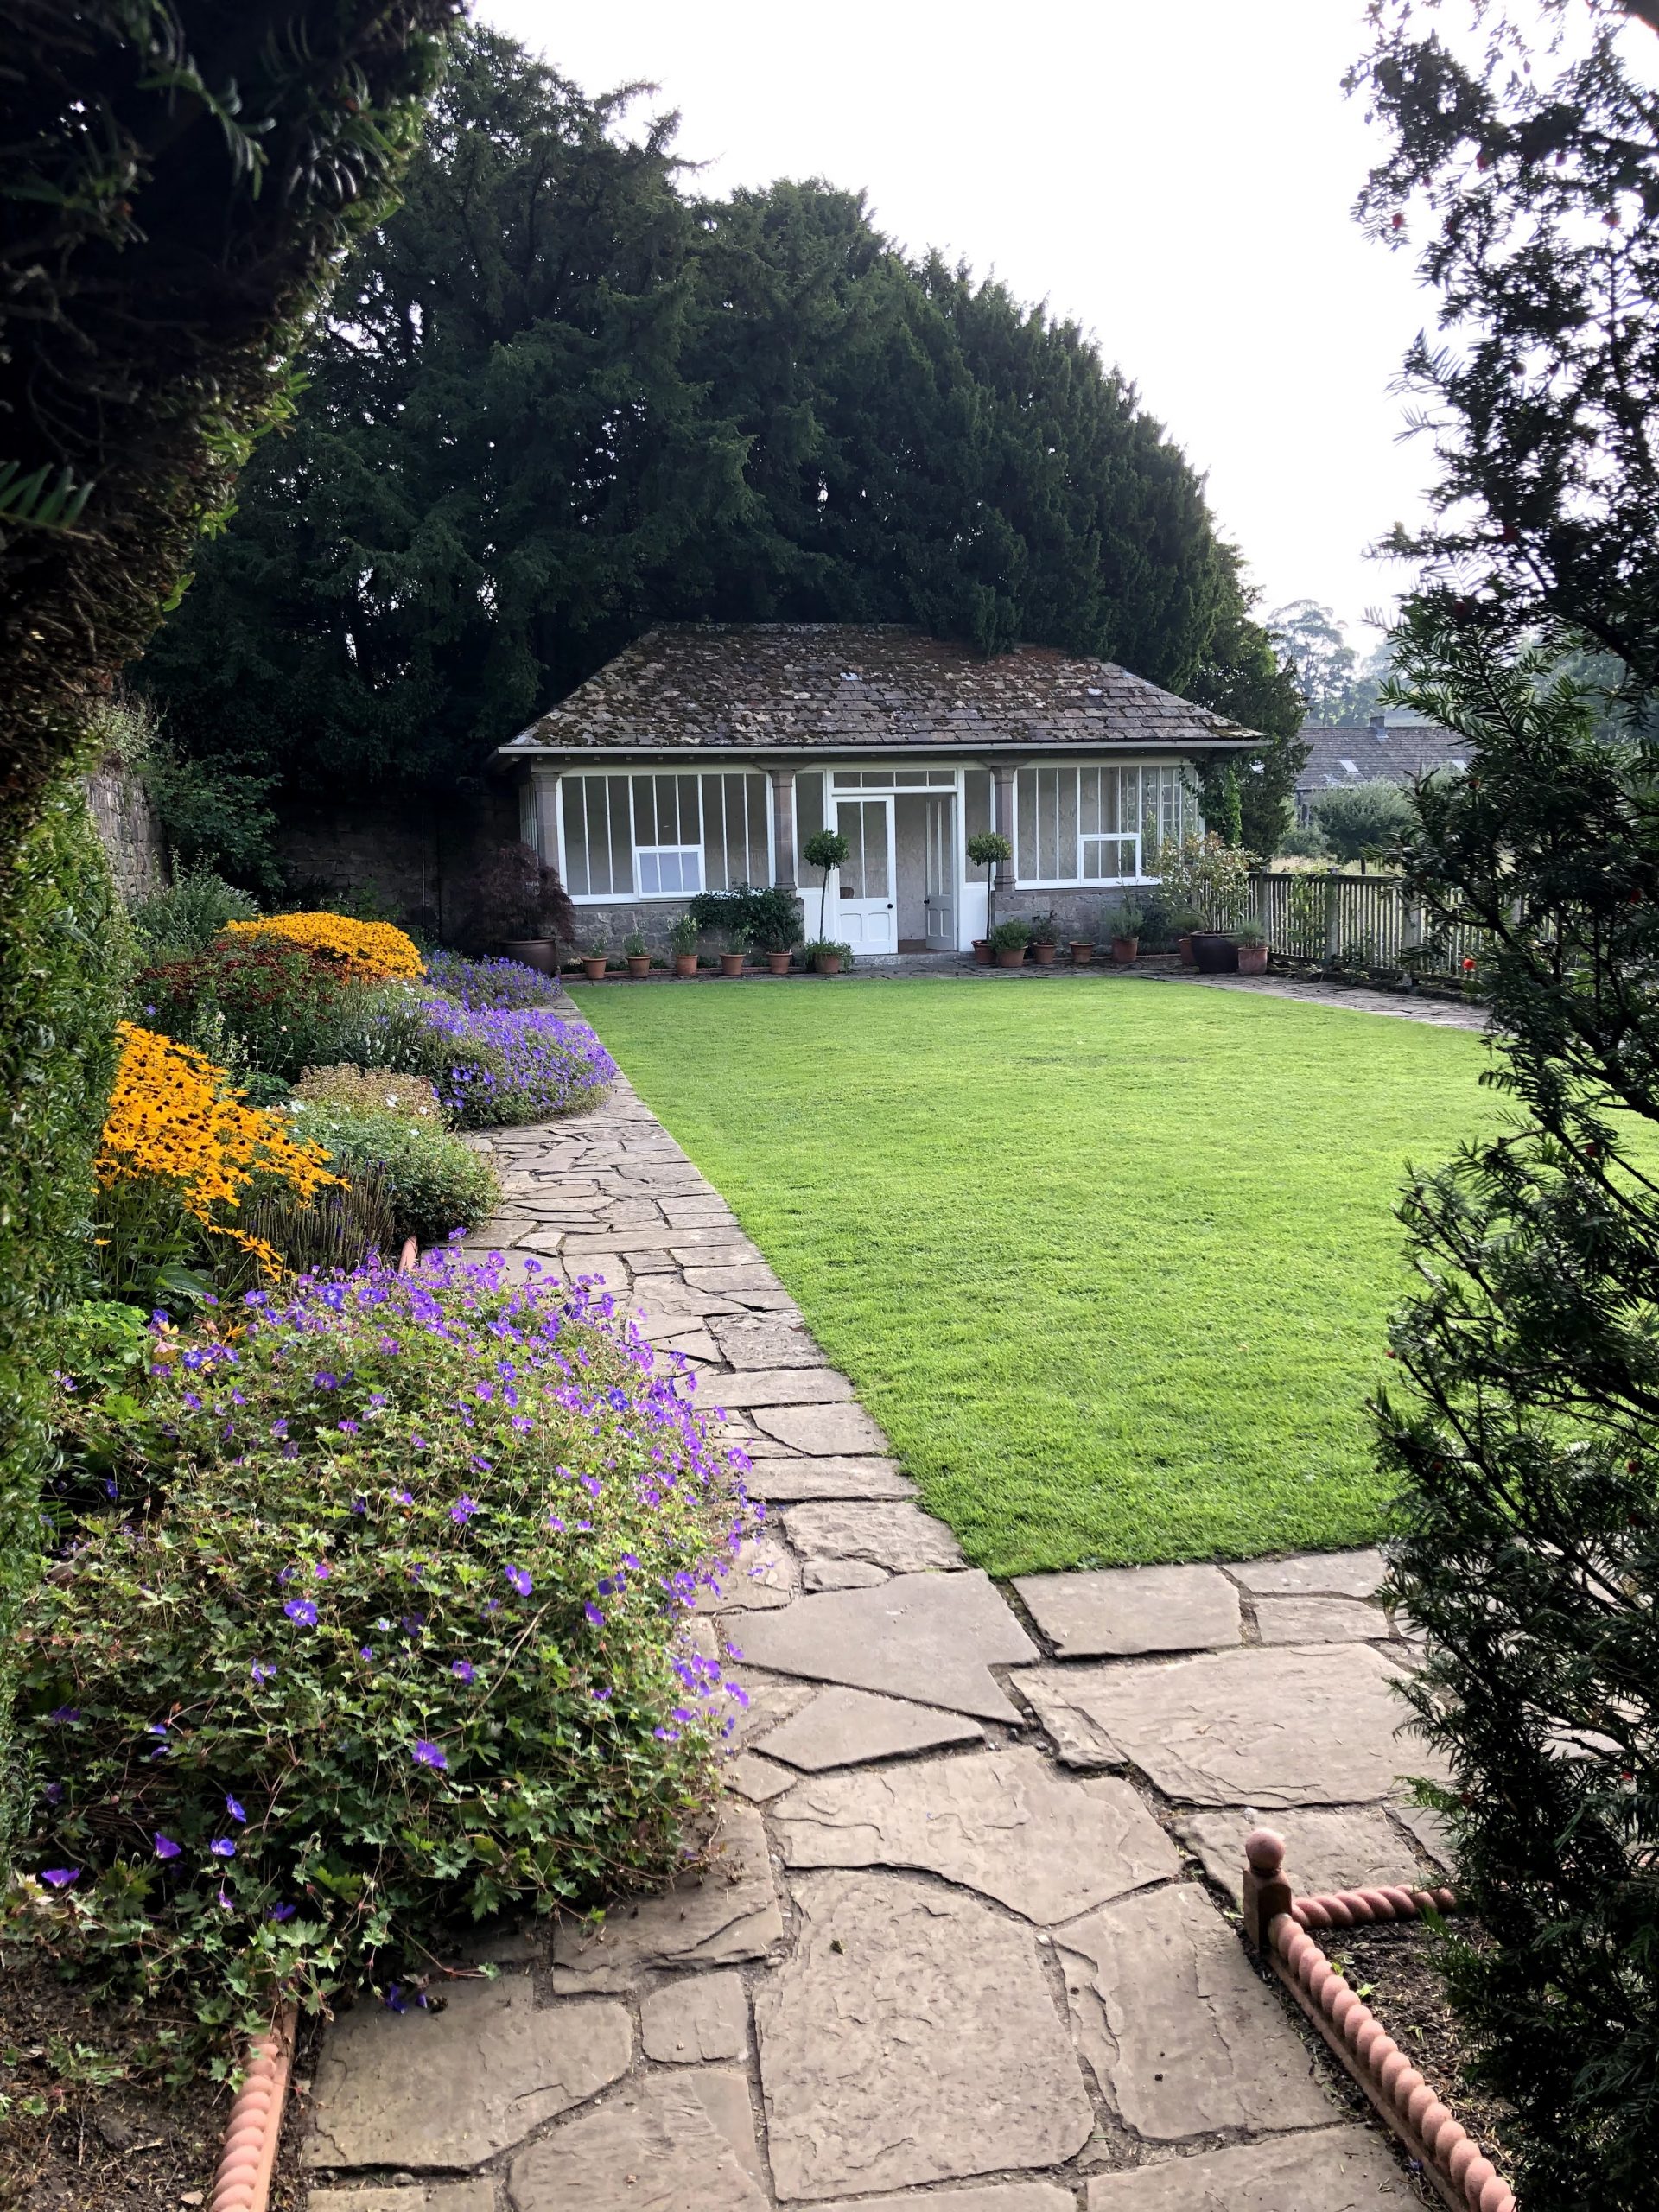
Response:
209,1837,236,1859
226,1793,247,1823
411,1739,448,1770
504,1564,531,1598
270,1903,296,1923
284,1599,318,1627
449,1495,478,1525
451,1660,475,1683
251,1663,277,1685
41,1867,79,1888
154,1834,181,1860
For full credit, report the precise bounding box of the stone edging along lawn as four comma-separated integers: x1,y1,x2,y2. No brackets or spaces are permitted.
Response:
293,1071,1468,2209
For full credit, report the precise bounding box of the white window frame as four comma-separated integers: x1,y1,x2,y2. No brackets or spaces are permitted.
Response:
635,844,704,896
558,772,773,902
1011,760,1202,890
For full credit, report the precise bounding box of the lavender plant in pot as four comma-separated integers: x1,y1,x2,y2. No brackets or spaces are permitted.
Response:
989,918,1031,968
1233,918,1269,975
581,923,609,982
1106,902,1145,965
1169,906,1205,967
1029,911,1061,965
623,930,651,980
669,912,700,977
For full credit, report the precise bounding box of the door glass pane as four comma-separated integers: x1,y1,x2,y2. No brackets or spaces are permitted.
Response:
837,799,889,897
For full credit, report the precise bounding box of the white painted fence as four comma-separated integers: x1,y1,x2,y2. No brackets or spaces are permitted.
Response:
1249,871,1489,980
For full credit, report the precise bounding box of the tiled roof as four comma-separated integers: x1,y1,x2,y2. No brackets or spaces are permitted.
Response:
1297,718,1470,796
500,624,1255,756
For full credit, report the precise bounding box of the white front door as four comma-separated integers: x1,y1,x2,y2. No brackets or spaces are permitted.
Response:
923,792,955,949
836,797,896,954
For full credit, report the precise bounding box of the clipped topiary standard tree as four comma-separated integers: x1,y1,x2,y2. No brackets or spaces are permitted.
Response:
966,831,1012,944
803,830,850,942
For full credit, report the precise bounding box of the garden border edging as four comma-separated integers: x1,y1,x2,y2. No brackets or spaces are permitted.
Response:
1240,1827,1515,2212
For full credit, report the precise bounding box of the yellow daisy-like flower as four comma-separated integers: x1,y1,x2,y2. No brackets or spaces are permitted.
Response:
220,912,425,982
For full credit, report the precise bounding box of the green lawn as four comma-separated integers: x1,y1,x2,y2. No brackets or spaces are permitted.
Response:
572,976,1497,1574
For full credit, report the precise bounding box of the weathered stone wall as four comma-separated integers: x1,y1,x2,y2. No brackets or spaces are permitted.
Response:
84,759,167,904
274,785,521,947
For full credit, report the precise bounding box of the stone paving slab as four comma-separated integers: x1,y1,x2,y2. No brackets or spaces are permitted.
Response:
507,2069,766,2211
1014,1564,1241,1656
552,1805,783,1992
1084,2127,1414,2208
839,2191,1075,2212
728,1750,798,1800
696,1534,798,1612
752,1401,893,1455
713,1367,857,1408
802,1557,890,1590
1059,1883,1339,2139
1255,1592,1397,1644
742,1455,915,1501
1230,1547,1387,1599
1176,1806,1425,1906
772,1747,1179,1922
304,1974,631,2169
738,1569,1039,1721
308,2188,497,2212
754,1871,1094,2201
753,1684,983,1770
1022,1643,1449,1804
709,1313,829,1366
640,1970,751,2063
782,1499,965,1574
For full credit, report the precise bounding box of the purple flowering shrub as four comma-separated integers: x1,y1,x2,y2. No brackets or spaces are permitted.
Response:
416,999,616,1128
12,1249,757,2040
423,949,567,1012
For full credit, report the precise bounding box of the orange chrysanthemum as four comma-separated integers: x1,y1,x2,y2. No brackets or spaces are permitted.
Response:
221,912,424,982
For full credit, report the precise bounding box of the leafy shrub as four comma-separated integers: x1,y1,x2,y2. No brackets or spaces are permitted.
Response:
11,1255,753,2041
295,1066,445,1123
1276,820,1329,860
988,918,1031,950
467,842,578,946
130,868,260,959
93,1024,341,1305
423,949,567,1012
418,1002,616,1128
1309,780,1412,868
1155,832,1253,928
136,937,367,1084
222,913,425,982
686,885,802,954
803,940,854,971
290,1109,499,1249
0,784,129,1857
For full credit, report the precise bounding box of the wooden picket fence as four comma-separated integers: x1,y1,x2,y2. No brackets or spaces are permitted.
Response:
1248,870,1490,983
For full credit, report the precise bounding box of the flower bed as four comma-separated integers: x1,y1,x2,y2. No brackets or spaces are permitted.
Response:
13,1250,756,2046
422,949,567,1011
418,999,616,1128
222,912,425,982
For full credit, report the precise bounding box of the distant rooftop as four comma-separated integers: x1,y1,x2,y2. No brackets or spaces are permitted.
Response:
1296,713,1469,799
499,624,1257,759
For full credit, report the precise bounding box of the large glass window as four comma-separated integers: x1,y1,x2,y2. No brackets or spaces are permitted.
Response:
560,772,770,898
1012,764,1201,885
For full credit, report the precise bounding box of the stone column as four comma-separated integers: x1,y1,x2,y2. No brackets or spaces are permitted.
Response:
992,766,1017,891
530,769,561,869
769,766,797,887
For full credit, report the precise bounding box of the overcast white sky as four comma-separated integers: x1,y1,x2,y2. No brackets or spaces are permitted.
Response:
478,0,1448,645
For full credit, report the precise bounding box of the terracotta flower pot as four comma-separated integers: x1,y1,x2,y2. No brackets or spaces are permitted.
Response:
1177,933,1197,967
766,950,791,976
1070,941,1095,963
1033,941,1058,965
814,953,842,976
582,957,607,982
719,951,747,977
995,946,1027,968
972,939,991,964
501,937,556,974
626,955,651,979
1236,944,1269,976
673,953,698,977
1111,936,1139,965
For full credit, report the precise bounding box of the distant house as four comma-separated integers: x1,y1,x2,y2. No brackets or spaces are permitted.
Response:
495,624,1256,956
1295,712,1470,822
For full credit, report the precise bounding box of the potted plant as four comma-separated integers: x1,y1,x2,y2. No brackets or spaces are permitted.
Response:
474,840,579,973
1234,918,1269,975
743,885,804,975
1169,905,1205,967
719,928,750,978
805,939,853,976
967,831,1013,960
1029,911,1061,965
669,912,700,977
1070,936,1096,963
623,930,651,980
988,918,1031,968
803,830,850,942
581,925,609,982
1106,902,1146,965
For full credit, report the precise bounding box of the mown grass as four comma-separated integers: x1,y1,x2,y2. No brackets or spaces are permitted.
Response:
573,976,1498,1573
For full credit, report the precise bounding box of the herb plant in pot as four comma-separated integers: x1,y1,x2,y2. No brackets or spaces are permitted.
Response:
1169,906,1205,967
581,925,610,982
1234,919,1269,975
623,930,651,980
966,831,1012,961
805,939,852,976
1029,911,1061,965
1070,934,1096,963
669,912,700,977
989,918,1031,969
719,929,750,978
1106,903,1146,965
744,886,804,976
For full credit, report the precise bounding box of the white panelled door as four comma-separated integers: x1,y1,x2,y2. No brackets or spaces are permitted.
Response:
835,797,896,954
922,791,956,948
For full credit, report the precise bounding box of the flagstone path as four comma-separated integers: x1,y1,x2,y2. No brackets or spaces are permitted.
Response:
302,1072,1446,2212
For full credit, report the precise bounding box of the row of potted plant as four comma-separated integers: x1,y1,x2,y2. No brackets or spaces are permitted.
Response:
972,907,1272,973
572,889,854,979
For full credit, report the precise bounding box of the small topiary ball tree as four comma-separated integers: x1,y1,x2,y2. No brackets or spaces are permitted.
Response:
803,830,850,941
966,831,1012,943
1310,779,1413,873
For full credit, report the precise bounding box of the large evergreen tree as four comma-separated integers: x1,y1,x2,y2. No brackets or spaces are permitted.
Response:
142,23,1296,806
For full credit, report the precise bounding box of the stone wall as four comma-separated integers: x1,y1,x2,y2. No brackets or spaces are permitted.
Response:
84,759,167,904
274,785,521,947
